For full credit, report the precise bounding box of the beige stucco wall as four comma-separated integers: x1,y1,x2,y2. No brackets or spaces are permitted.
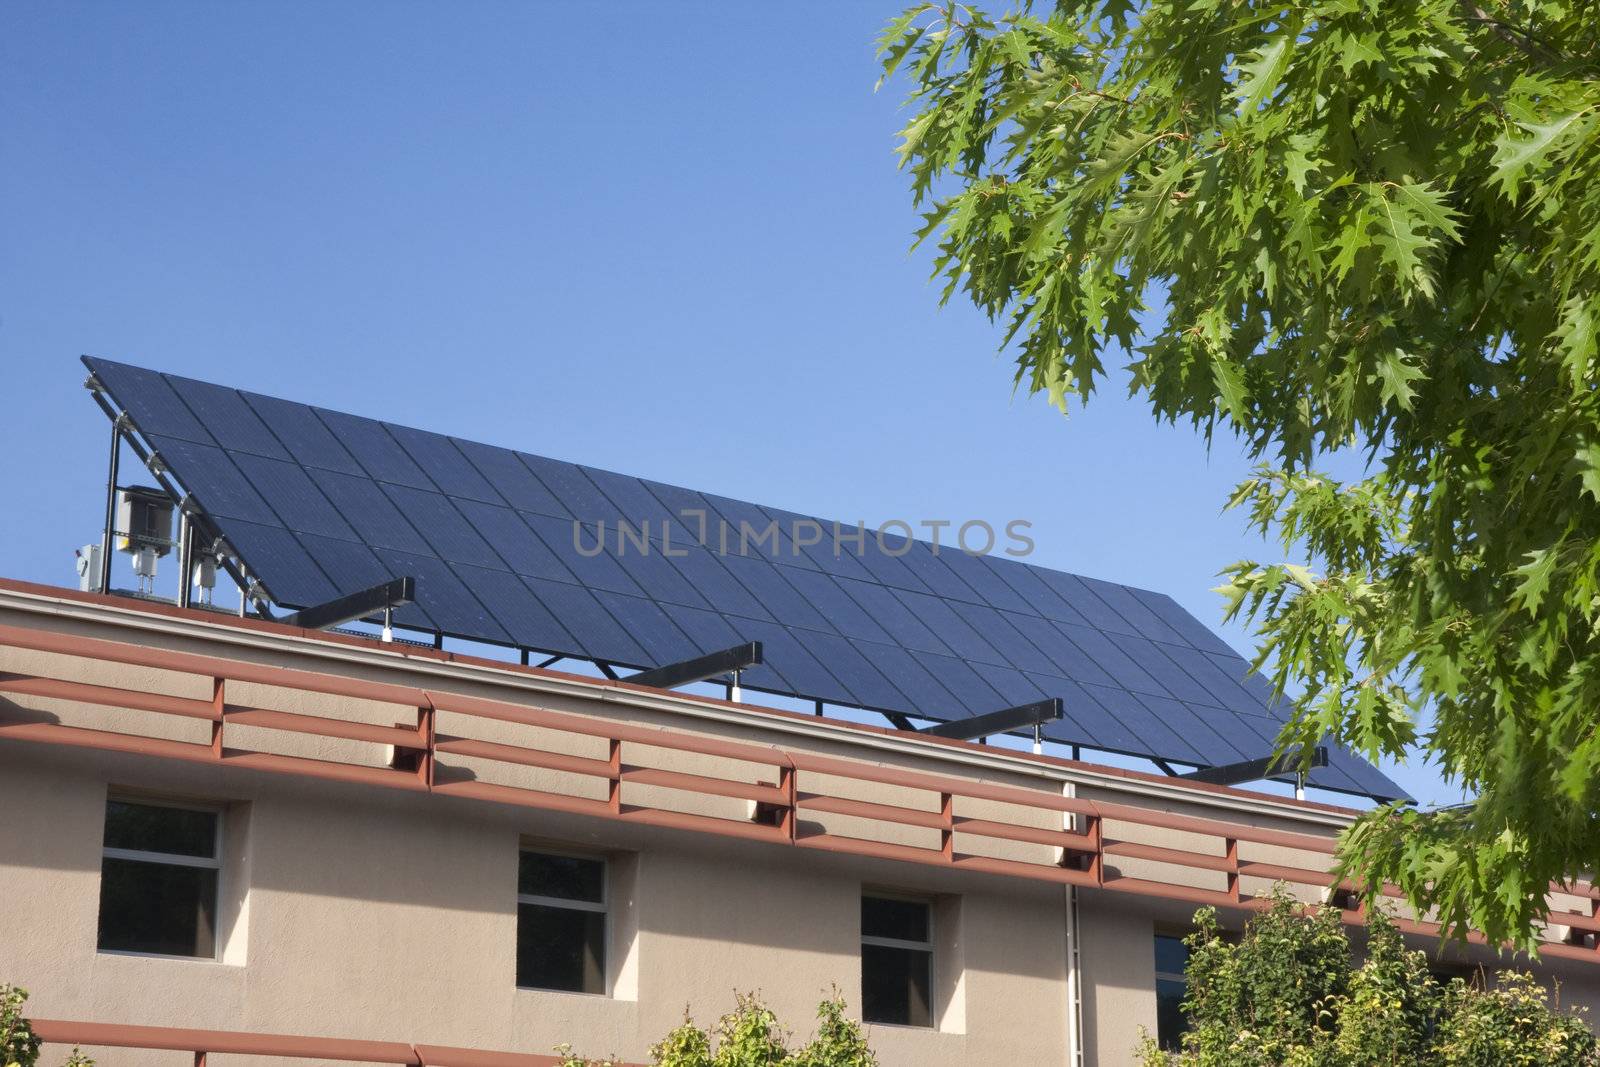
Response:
0,745,1073,1067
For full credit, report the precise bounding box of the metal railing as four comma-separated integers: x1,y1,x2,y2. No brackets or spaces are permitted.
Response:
1,621,1596,963
29,1018,643,1066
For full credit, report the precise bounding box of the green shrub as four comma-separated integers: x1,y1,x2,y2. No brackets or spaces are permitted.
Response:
1139,889,1599,1067
557,993,876,1067
1,985,91,1067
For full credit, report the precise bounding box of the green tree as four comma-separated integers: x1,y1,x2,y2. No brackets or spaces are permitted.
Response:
878,0,1600,949
1140,890,1598,1065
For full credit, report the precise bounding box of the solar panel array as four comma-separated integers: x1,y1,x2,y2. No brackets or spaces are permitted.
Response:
84,356,1405,800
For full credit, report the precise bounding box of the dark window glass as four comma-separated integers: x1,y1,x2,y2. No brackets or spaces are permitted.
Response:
98,800,220,958
1155,978,1187,1050
104,800,217,858
519,851,604,903
1154,934,1191,1050
516,902,605,994
861,943,932,1027
1154,933,1189,977
862,896,930,943
861,895,933,1027
97,859,217,956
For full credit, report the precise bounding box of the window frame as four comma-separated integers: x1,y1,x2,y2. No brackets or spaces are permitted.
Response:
515,846,609,996
860,890,936,1029
97,793,225,962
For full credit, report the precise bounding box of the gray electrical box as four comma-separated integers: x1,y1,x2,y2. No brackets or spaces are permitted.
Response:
116,486,174,557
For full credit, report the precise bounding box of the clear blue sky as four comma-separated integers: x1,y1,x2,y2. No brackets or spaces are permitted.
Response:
0,2,1455,806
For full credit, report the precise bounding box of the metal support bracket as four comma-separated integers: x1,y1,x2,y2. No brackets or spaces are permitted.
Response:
625,642,762,691
279,577,416,631
1180,745,1328,787
918,697,1063,742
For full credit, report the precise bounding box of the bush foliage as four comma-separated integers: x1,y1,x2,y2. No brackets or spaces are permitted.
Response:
1,986,91,1067
1141,890,1598,1066
556,993,877,1067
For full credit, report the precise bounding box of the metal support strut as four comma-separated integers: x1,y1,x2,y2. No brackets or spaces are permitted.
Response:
98,416,123,595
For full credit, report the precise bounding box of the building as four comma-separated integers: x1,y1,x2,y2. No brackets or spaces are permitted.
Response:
1,362,1597,1067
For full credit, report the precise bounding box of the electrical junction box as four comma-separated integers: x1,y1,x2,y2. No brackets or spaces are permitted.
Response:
115,486,174,557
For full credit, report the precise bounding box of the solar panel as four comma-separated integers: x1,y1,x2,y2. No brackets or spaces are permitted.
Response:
82,356,1408,801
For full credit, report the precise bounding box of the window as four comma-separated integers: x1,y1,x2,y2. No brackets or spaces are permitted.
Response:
1154,933,1190,1051
97,798,220,958
861,894,933,1027
517,850,606,994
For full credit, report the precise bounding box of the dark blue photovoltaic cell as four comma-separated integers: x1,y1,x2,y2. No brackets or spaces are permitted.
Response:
660,548,772,622
655,602,744,659
994,562,1094,628
1128,587,1238,655
453,439,570,518
976,554,1058,616
759,507,875,582
1079,576,1191,647
304,469,433,554
894,542,983,602
521,513,643,597
518,455,618,526
147,437,278,526
607,542,711,611
845,530,931,595
1077,632,1189,701
704,494,818,570
967,661,1047,709
943,602,1053,676
1003,614,1117,689
521,576,647,666
909,651,1005,713
855,641,958,716
167,374,291,460
837,578,951,656
788,628,905,711
1173,648,1264,712
1032,570,1139,637
315,409,435,490
719,555,833,633
451,500,574,583
228,453,355,540
582,468,688,547
242,392,365,475
91,360,213,444
1129,692,1244,763
453,564,577,655
1085,686,1211,766
385,424,500,504
218,521,339,608
892,589,1009,667
379,485,503,569
935,548,1034,615
592,591,700,667
84,357,1409,800
775,569,889,644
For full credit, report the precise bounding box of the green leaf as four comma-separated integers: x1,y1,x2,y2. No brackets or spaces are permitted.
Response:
1512,546,1559,615
1374,349,1425,411
1234,34,1293,113
1491,112,1586,198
